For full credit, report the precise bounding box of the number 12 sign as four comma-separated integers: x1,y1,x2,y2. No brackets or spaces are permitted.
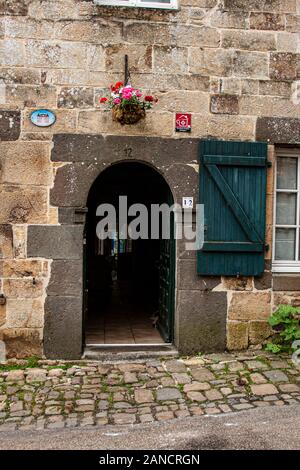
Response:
175,113,191,132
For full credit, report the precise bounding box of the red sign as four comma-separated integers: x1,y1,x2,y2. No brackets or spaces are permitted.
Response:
175,113,191,132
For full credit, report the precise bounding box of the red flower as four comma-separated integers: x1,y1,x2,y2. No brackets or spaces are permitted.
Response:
115,81,123,90
144,95,154,102
100,97,108,103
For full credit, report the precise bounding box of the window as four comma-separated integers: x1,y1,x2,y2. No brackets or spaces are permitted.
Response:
273,149,300,272
93,0,178,10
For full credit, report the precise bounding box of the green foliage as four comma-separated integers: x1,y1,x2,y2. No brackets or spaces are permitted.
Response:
265,304,300,354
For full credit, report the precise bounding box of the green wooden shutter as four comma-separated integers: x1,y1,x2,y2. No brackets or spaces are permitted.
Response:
197,140,268,276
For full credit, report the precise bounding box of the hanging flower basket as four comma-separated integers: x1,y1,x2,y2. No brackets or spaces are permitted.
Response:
112,104,146,125
100,81,157,126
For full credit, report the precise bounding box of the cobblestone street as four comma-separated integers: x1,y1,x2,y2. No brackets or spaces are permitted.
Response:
0,351,299,432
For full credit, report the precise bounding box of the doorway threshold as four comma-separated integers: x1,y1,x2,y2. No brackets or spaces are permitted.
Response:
83,343,178,361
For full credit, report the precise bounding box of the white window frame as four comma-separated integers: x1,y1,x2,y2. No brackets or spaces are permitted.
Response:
93,0,179,10
272,148,300,273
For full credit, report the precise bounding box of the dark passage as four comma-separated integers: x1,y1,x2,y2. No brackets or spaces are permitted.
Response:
84,162,174,345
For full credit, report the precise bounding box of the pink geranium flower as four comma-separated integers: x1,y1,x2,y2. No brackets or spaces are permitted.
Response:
114,98,121,104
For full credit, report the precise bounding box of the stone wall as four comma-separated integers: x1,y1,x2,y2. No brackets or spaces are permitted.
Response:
0,0,300,357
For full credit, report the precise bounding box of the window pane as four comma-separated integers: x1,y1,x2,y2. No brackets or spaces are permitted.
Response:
275,228,296,260
277,157,297,190
276,192,297,225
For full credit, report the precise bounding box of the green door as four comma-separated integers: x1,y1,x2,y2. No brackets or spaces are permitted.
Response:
158,211,175,343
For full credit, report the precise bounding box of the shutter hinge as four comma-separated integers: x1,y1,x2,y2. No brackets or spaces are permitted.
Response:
267,161,272,167
265,244,270,251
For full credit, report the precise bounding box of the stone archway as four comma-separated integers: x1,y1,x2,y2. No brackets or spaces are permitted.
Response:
27,135,226,359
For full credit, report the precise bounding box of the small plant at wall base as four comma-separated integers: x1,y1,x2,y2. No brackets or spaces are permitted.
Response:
265,304,300,354
100,81,158,125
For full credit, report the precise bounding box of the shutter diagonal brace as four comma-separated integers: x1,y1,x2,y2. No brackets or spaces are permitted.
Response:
205,163,263,245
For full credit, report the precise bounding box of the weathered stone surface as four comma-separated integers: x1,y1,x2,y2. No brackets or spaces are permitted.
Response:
0,329,42,359
210,94,239,114
227,322,248,350
12,225,26,259
222,30,276,51
2,259,46,278
44,296,82,359
250,12,285,30
27,225,84,260
222,277,253,291
0,225,13,258
3,278,44,299
0,111,20,141
0,186,48,224
25,40,87,68
273,275,300,291
177,260,220,290
189,48,233,76
259,80,291,97
232,51,269,79
154,46,188,74
222,0,296,12
5,298,44,328
177,291,227,354
0,0,28,16
269,53,298,80
254,271,272,290
0,142,52,186
0,303,6,327
228,292,271,321
5,85,56,108
58,87,94,109
256,117,300,144
47,260,82,297
249,321,273,345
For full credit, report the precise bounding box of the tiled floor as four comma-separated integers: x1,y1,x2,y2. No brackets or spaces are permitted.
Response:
85,283,164,345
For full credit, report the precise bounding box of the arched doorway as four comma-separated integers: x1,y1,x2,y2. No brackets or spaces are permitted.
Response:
84,162,175,348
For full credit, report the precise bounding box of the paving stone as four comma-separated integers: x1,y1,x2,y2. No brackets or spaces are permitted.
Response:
205,407,220,414
232,403,254,410
245,360,269,370
155,411,174,421
172,373,191,384
6,370,25,382
156,388,182,401
26,369,47,382
134,389,154,404
205,389,223,401
263,370,289,383
279,384,300,393
184,382,211,392
124,372,138,384
251,384,278,396
186,391,206,402
190,368,215,381
164,360,187,373
139,414,154,423
112,413,136,425
219,404,231,413
220,387,232,395
250,373,267,384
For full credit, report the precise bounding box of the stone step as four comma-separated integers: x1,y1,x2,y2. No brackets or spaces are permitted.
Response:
82,344,179,361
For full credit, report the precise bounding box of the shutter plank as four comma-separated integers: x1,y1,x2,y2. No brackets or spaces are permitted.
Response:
197,140,267,276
